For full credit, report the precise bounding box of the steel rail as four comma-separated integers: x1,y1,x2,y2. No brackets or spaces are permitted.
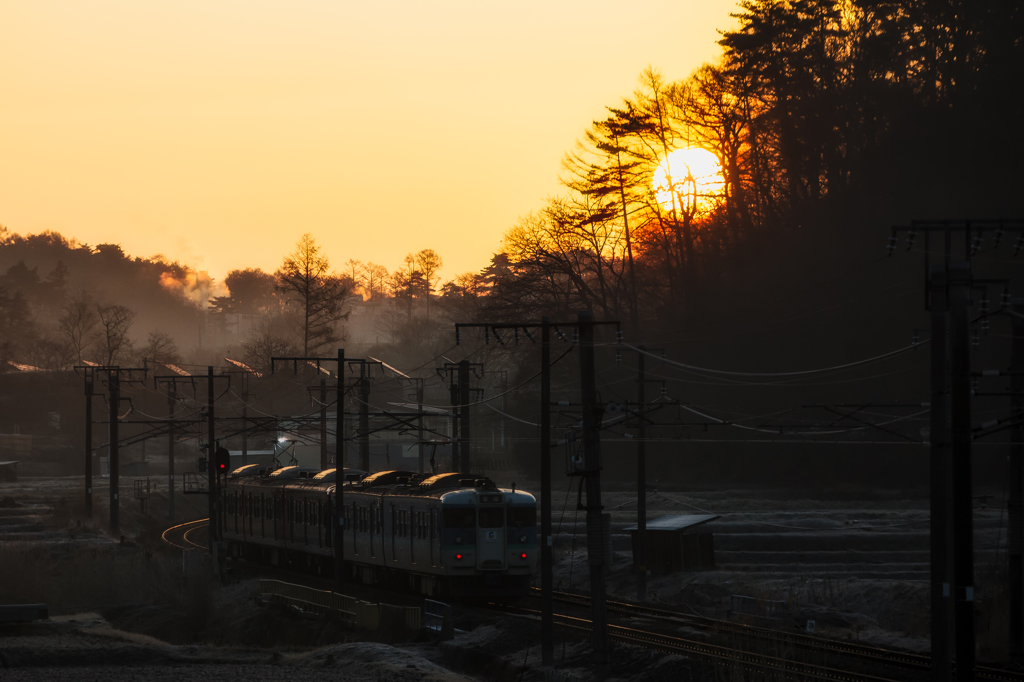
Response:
160,518,208,551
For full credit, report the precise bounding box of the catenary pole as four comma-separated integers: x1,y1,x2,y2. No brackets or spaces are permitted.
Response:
335,348,346,588
949,263,976,681
109,371,120,534
459,360,471,473
320,377,328,470
207,366,216,553
417,381,425,474
578,310,609,667
636,346,648,603
84,372,93,519
929,267,953,681
167,385,175,523
1010,299,1024,658
359,369,370,472
540,318,554,665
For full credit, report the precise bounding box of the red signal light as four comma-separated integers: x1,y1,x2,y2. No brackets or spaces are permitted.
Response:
521,553,527,559
456,553,463,560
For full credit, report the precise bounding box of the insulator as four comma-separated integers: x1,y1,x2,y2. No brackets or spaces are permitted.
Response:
970,235,983,256
1015,234,1024,256
972,377,979,393
1001,289,1012,307
886,235,897,254
514,328,519,343
555,327,566,342
981,317,990,333
616,329,623,343
572,329,579,344
993,228,1004,249
455,327,461,345
980,298,989,315
972,334,980,347
484,328,490,344
660,383,667,397
615,351,621,364
905,230,916,250
912,331,920,344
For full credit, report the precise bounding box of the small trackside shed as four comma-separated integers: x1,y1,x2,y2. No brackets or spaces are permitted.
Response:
626,514,719,574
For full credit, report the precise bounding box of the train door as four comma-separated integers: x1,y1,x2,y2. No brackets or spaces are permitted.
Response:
476,506,506,569
430,508,437,567
410,507,416,565
275,492,285,541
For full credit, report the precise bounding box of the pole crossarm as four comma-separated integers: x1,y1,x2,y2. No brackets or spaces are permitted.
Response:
455,320,621,346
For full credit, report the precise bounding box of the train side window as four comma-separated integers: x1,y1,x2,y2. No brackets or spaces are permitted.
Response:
478,507,504,528
442,508,475,529
376,506,383,535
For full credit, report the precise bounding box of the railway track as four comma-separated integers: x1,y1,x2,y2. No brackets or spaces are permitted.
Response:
532,588,1024,682
160,518,208,551
498,602,900,682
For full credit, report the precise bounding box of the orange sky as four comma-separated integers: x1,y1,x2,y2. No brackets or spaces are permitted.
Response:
2,1,737,283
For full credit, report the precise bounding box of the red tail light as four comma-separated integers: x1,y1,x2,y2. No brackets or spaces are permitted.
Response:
521,553,527,559
456,553,463,560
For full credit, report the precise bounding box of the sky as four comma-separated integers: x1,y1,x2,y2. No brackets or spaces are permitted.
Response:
2,1,737,283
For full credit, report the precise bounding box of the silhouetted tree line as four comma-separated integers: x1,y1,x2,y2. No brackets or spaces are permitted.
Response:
466,0,1023,335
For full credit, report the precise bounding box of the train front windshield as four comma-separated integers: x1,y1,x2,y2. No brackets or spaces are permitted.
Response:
477,508,504,528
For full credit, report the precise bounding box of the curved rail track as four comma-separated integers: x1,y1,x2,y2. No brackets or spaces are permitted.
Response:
161,518,208,551
531,587,1024,682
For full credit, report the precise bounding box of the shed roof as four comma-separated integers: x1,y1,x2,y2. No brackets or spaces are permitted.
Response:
625,514,719,532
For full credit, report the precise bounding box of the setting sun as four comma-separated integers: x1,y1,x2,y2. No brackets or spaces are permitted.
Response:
652,147,725,214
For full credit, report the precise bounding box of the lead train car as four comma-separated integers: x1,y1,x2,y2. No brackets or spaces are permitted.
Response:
220,466,538,597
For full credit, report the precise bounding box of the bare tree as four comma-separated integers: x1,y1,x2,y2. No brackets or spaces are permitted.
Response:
132,330,182,366
276,233,354,356
242,326,299,374
94,304,135,366
58,291,98,363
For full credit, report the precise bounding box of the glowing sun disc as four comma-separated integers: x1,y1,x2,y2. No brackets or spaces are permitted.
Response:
652,148,725,213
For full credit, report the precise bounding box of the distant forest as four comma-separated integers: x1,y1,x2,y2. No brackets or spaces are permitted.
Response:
2,0,1022,375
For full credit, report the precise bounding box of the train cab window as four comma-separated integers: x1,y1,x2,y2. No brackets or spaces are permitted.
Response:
478,508,504,528
442,508,475,529
509,508,536,528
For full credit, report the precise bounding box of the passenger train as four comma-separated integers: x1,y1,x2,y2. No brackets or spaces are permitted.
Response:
219,465,538,597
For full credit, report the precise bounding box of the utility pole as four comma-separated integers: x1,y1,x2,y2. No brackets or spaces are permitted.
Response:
578,310,609,667
109,371,120,534
320,377,328,470
929,267,953,681
167,385,175,523
949,263,976,681
1010,298,1024,659
84,370,94,519
459,359,471,473
207,366,217,553
636,346,648,603
540,318,554,665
